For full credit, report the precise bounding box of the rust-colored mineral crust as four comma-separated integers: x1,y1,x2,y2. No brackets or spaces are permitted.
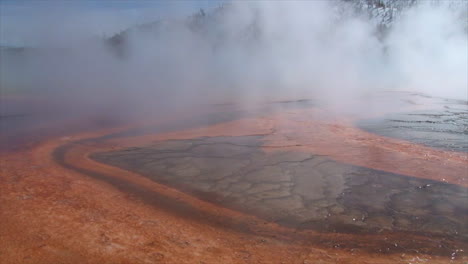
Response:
1,102,466,263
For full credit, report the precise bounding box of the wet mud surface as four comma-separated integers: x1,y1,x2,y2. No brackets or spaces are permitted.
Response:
92,135,468,241
358,97,468,152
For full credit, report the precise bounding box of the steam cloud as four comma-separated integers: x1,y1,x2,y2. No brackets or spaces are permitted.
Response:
1,1,467,121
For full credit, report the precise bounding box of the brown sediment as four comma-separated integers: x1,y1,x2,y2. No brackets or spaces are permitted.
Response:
0,105,466,263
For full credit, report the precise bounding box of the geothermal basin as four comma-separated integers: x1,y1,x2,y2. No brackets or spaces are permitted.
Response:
1,92,467,263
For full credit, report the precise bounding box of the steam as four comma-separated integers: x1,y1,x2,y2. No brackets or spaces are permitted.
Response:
1,0,466,121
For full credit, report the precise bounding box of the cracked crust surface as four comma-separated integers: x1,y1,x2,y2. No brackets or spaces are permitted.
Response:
92,135,467,243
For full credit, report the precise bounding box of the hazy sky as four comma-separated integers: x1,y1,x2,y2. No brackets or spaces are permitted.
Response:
0,0,226,46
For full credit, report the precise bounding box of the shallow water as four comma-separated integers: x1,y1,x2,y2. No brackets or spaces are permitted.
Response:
358,97,468,152
92,135,467,241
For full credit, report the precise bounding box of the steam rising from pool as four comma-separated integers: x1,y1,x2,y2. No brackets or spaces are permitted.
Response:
1,1,467,120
